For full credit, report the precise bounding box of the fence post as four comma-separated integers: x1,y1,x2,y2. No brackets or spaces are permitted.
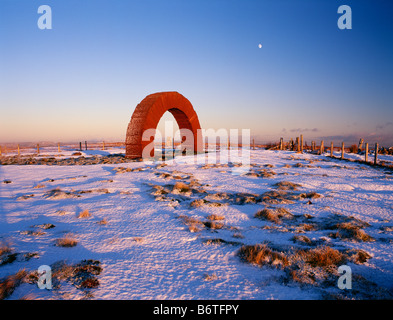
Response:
279,138,283,150
85,141,88,151
365,143,369,162
102,141,105,151
37,144,40,154
300,134,303,153
18,144,20,156
296,137,300,153
374,143,379,165
358,138,364,153
330,142,334,157
172,137,175,159
341,142,345,160
320,141,324,155
252,139,255,150
79,142,82,151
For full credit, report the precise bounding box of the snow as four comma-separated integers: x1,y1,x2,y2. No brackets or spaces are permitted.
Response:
0,148,392,300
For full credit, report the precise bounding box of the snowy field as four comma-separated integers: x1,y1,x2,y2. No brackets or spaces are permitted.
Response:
1,148,393,300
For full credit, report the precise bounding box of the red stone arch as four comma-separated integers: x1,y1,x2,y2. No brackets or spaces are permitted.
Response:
125,91,203,159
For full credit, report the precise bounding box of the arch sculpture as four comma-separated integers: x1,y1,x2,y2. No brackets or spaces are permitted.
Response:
125,91,203,159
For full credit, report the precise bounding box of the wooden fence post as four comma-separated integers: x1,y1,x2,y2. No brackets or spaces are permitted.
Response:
17,144,20,156
172,137,175,159
300,134,303,153
37,144,40,154
330,142,333,157
374,143,379,165
320,141,324,155
85,141,88,151
365,143,369,162
79,142,82,151
279,138,283,150
296,137,300,153
252,139,255,150
341,142,345,160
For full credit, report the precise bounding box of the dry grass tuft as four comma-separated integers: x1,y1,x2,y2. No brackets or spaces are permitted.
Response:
260,190,296,205
255,208,281,224
345,249,372,264
238,244,289,269
254,207,293,224
298,246,346,268
97,218,108,225
274,181,302,190
172,182,190,193
292,235,312,245
0,269,27,300
78,209,91,219
207,214,225,221
48,259,102,291
178,215,205,232
55,234,78,247
190,199,206,208
329,222,374,242
203,221,224,230
0,241,12,256
297,223,318,232
190,199,222,208
203,273,218,281
302,192,322,199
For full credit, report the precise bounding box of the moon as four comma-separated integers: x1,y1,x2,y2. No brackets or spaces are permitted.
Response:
258,44,262,49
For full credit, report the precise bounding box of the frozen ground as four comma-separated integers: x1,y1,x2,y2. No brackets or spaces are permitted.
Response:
0,148,392,300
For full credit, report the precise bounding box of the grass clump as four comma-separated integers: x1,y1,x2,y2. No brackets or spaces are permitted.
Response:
236,243,377,292
292,235,312,245
0,269,27,300
237,244,289,269
298,246,346,268
178,215,205,232
78,209,91,219
172,182,190,193
203,221,224,230
254,207,293,224
274,181,302,191
207,214,225,221
260,190,296,205
55,234,78,247
329,222,374,242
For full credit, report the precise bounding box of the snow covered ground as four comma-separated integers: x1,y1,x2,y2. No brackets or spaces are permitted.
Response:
1,148,392,300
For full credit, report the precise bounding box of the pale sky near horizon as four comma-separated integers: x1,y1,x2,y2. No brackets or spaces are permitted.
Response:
1,0,393,146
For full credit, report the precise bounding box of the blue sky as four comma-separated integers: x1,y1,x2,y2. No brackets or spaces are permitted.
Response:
1,0,393,146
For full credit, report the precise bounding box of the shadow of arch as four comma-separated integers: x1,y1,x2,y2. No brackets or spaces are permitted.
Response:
125,92,203,159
